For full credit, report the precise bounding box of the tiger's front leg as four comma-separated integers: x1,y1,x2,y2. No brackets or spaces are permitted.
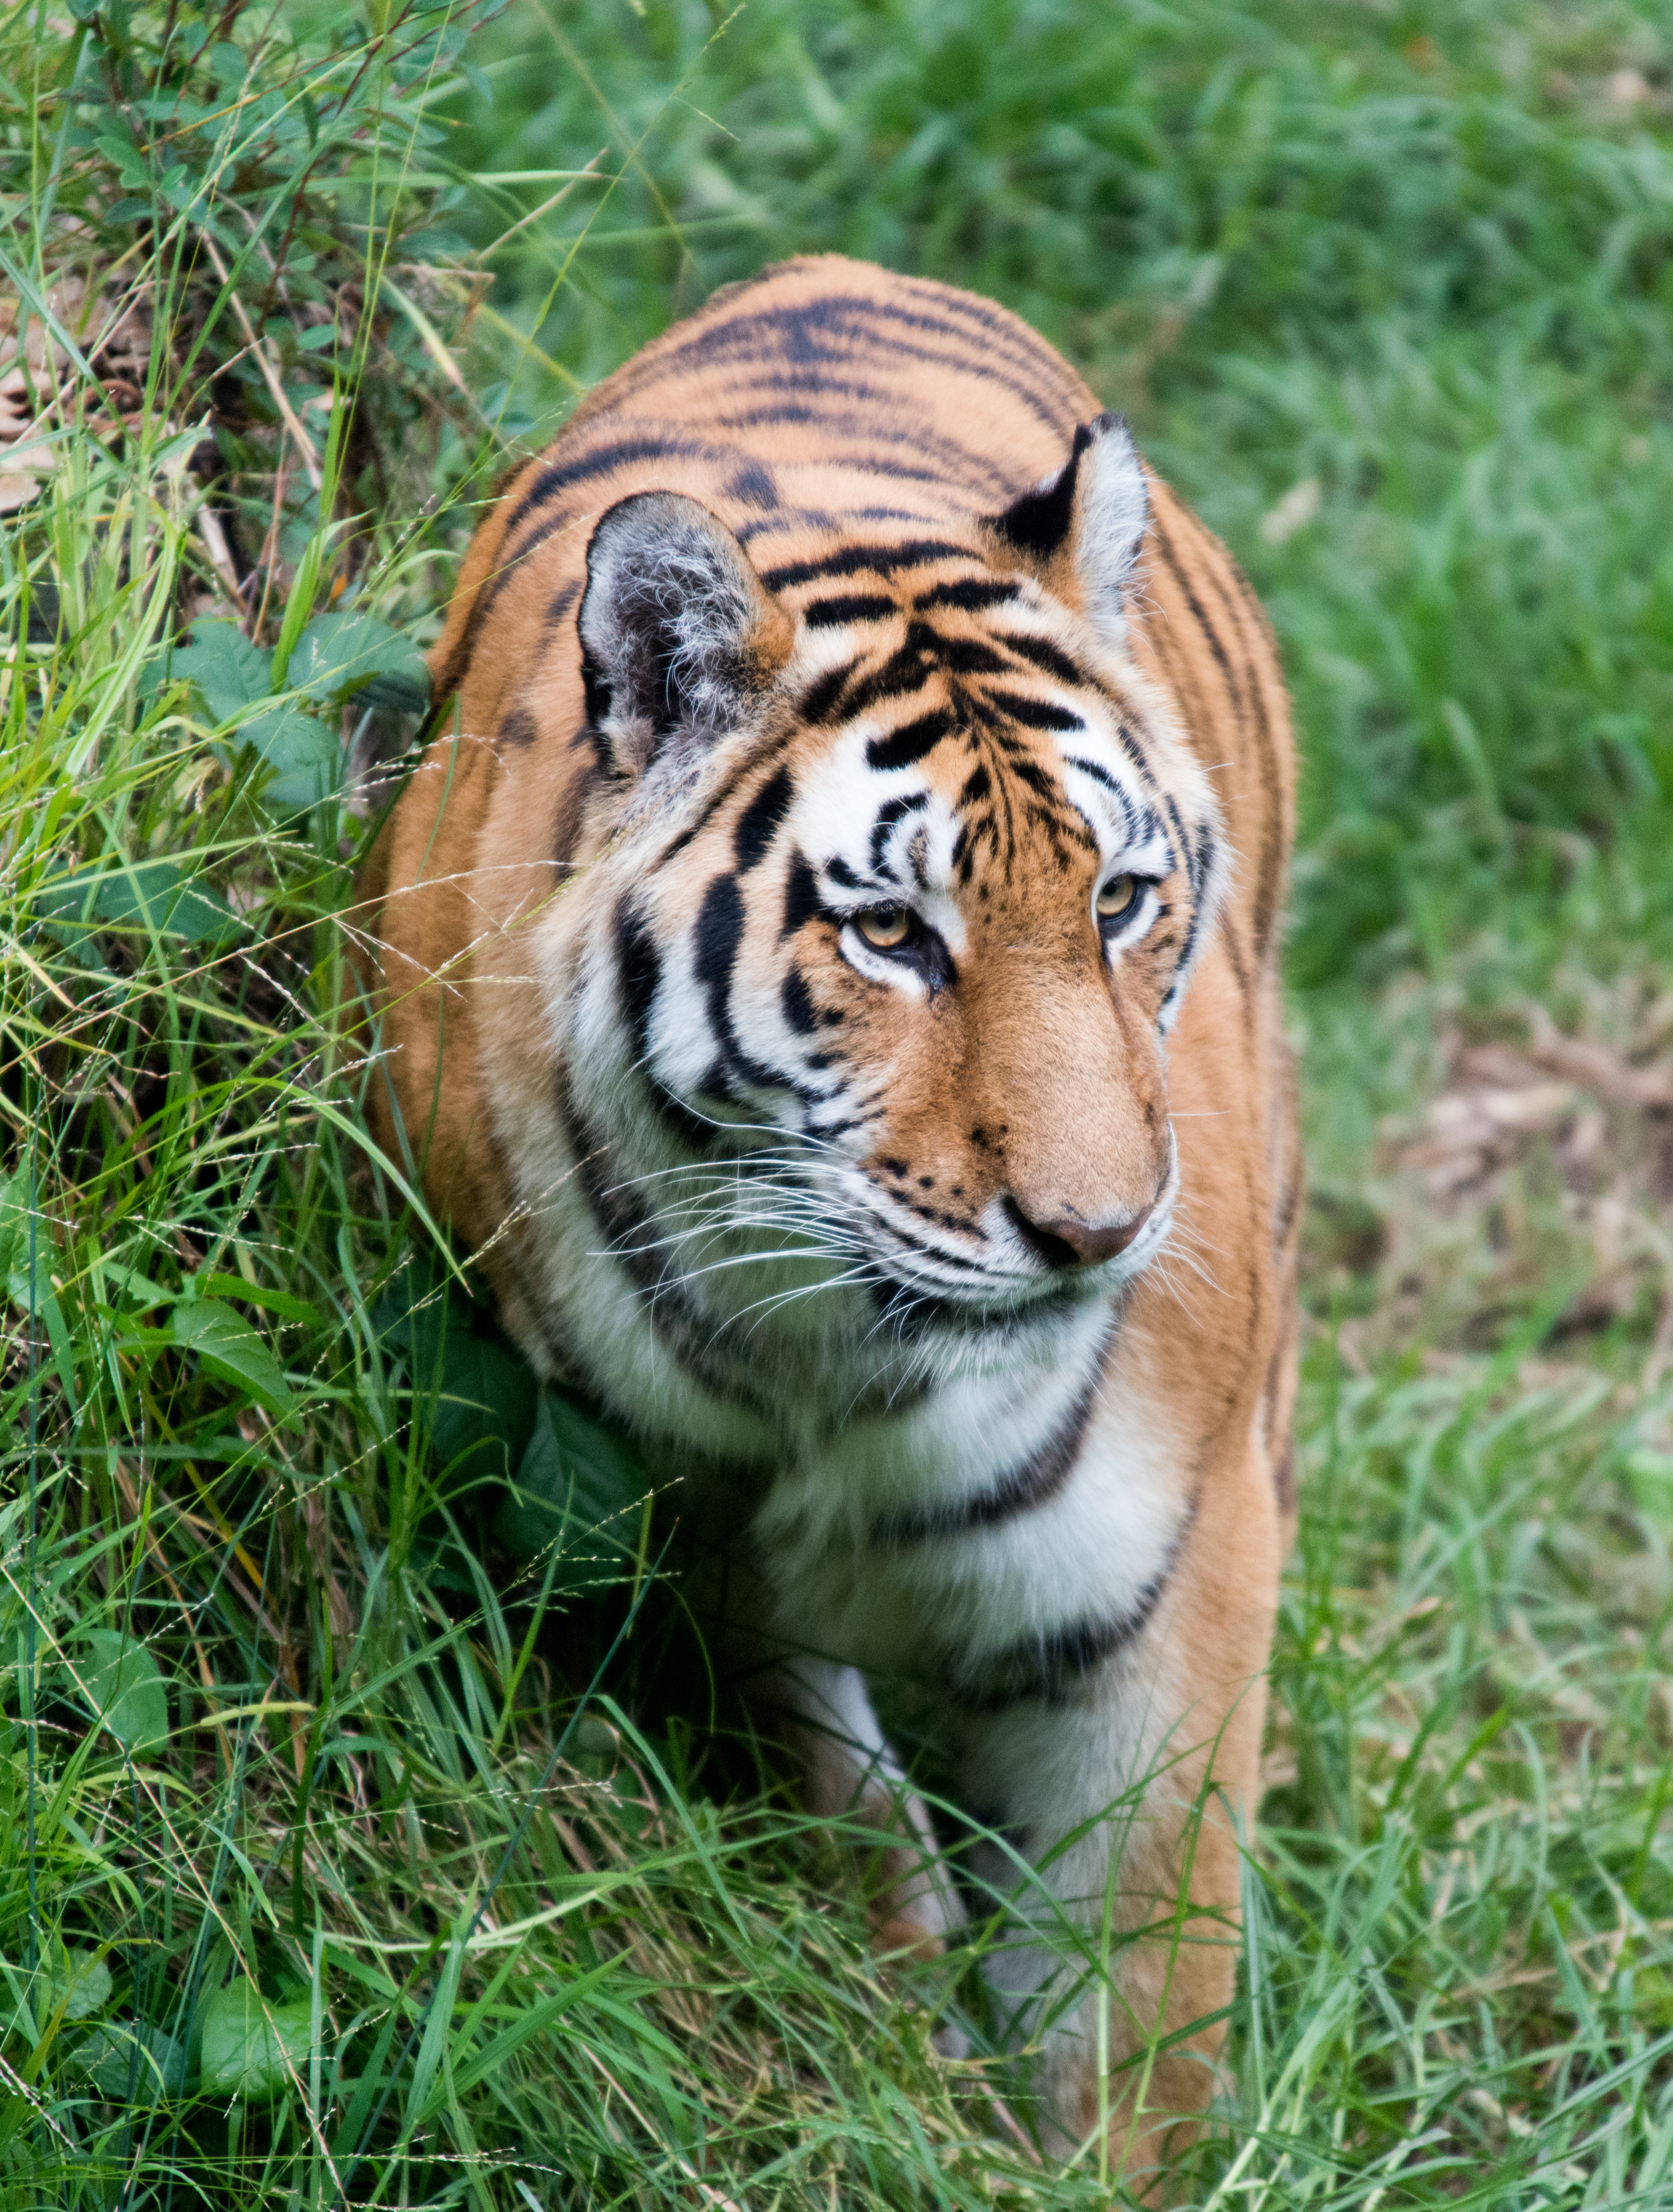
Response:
772,1654,967,1960
953,1444,1279,2188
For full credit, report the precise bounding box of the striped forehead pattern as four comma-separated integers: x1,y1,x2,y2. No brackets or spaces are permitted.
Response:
751,544,1201,934
433,267,1094,711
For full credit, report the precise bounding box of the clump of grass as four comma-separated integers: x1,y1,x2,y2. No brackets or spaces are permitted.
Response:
5,1,1673,2207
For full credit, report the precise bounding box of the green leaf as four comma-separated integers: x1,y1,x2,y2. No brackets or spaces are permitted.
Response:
78,2020,185,2100
173,618,271,722
171,617,342,810
361,664,431,716
490,1392,647,1583
31,858,237,947
0,1168,33,1288
171,1297,295,1415
79,1629,169,1756
199,1981,311,2100
430,1323,539,1487
195,1273,320,1326
58,1950,113,2022
287,610,426,704
240,702,340,812
380,1262,538,1490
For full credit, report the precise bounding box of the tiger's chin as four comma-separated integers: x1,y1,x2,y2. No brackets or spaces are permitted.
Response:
859,1237,1163,1336
853,1168,1180,1327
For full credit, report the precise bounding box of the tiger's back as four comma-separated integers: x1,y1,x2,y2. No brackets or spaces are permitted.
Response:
366,255,1299,2181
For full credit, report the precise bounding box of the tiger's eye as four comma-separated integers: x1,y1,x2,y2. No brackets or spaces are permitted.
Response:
856,906,911,949
1096,874,1139,922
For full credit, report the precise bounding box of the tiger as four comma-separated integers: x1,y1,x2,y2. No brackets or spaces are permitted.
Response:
360,253,1300,2184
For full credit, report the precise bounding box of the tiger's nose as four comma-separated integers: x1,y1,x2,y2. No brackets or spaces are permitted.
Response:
1003,1197,1155,1270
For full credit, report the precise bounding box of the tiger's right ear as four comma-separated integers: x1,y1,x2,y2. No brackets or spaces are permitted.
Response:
983,413,1148,647
577,492,793,779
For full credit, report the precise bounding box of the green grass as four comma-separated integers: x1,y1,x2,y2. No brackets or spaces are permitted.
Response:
3,0,1673,2203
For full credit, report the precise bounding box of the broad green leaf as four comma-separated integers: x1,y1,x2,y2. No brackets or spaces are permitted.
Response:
362,664,431,715
31,858,236,947
240,702,340,812
80,1629,168,1756
78,2020,185,2100
170,615,343,810
287,610,425,703
428,1322,539,1487
380,1263,538,1488
171,1297,295,1415
173,617,271,722
490,1391,647,1583
58,1950,112,2021
199,1981,311,2100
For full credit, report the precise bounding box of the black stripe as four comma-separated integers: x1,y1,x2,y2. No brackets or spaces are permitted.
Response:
726,459,778,511
789,453,963,488
934,633,1012,676
1162,794,1198,894
985,689,1083,733
1003,632,1085,686
1064,755,1137,842
709,382,1018,490
734,765,795,873
948,1519,1190,1713
781,852,823,939
501,434,711,545
614,897,660,1070
835,650,938,722
692,873,748,1096
1008,755,1062,801
888,273,1091,403
799,657,861,725
1161,794,1208,993
693,873,824,1111
1150,511,1286,973
760,541,973,591
780,967,818,1036
647,726,803,879
613,897,719,1150
557,1082,781,1417
802,594,899,628
868,790,931,873
916,578,1017,612
866,709,954,773
1114,723,1159,791
873,1356,1103,1544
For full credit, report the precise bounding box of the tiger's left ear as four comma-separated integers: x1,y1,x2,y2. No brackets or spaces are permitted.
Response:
577,491,794,779
983,413,1148,646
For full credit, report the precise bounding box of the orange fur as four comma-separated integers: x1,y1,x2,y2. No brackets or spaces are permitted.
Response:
361,256,1298,2184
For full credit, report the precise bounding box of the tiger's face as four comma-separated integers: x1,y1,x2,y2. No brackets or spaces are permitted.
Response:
559,416,1225,1338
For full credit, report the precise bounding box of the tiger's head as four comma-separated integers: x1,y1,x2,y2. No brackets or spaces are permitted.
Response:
554,414,1226,1344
